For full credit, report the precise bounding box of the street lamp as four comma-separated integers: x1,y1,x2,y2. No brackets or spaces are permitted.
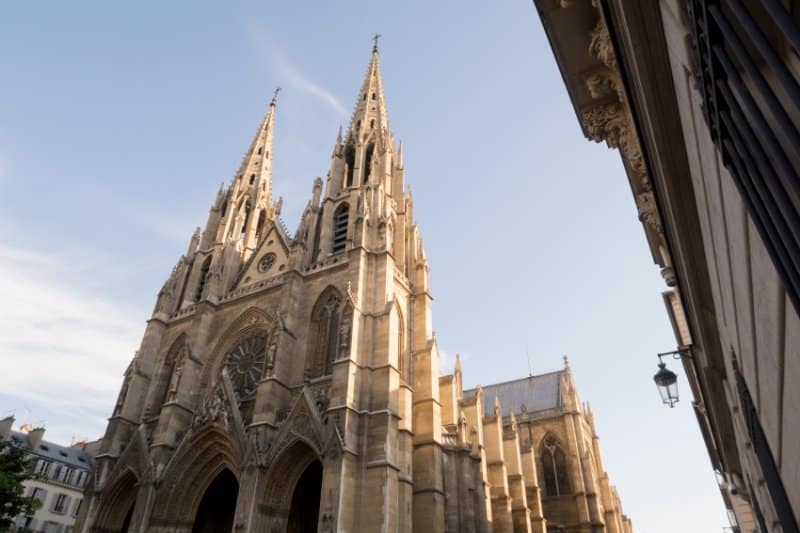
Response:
653,349,687,407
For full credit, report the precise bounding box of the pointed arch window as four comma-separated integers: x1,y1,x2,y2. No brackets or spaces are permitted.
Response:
344,144,356,188
332,204,349,253
308,289,350,379
194,255,212,302
240,202,252,240
541,434,571,497
397,305,409,382
255,210,267,243
364,143,375,185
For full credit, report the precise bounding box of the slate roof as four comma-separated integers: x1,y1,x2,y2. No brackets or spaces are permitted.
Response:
10,430,92,470
464,370,564,417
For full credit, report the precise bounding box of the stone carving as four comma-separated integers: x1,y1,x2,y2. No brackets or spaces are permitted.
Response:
194,387,230,430
167,361,182,402
584,68,620,100
314,392,329,415
265,340,277,376
636,191,662,233
582,102,626,149
589,18,617,70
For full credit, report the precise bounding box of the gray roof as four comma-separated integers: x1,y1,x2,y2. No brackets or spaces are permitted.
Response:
10,431,92,470
464,370,563,417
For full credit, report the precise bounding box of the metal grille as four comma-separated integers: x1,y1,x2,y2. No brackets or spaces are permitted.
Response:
735,368,799,532
688,0,800,317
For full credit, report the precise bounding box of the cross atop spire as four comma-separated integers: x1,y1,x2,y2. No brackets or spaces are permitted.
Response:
372,33,382,52
271,87,281,106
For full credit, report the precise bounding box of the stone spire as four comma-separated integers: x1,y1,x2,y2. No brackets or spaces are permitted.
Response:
347,43,390,141
232,89,279,205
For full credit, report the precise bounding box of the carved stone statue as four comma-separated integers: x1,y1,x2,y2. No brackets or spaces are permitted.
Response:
167,362,183,402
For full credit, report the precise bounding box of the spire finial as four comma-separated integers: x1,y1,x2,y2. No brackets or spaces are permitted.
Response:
271,87,281,106
563,354,570,369
372,33,382,52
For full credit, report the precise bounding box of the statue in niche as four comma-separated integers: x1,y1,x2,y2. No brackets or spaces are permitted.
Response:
167,361,183,402
265,341,278,376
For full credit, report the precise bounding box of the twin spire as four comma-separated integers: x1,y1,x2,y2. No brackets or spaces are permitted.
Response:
230,39,389,198
346,40,390,140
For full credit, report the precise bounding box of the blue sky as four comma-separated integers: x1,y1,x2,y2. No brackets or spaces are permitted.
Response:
0,2,729,531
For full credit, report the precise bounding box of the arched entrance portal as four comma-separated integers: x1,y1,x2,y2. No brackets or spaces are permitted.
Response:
120,503,134,533
192,469,239,533
287,460,323,533
93,470,139,533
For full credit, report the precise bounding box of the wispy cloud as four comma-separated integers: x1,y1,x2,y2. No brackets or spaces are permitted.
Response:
0,242,143,442
246,26,347,116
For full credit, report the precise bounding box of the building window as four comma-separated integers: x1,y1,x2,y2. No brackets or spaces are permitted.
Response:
30,486,48,505
72,498,82,517
344,144,356,187
42,521,61,533
363,143,375,185
255,210,267,243
52,493,69,513
52,464,62,481
18,516,36,531
194,255,212,302
332,204,349,253
541,434,571,497
307,288,352,379
397,305,409,382
34,459,50,475
240,202,252,240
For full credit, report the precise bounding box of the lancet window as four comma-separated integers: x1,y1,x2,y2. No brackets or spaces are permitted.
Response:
541,434,571,496
344,144,356,187
397,305,409,382
307,288,352,379
332,204,349,253
255,210,267,242
364,143,375,185
194,255,212,302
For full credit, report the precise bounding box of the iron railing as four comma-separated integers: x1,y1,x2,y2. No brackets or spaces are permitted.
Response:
688,0,800,319
735,368,798,532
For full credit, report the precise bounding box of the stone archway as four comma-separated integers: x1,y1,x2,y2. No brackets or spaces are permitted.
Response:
287,460,323,533
92,469,139,532
150,426,243,529
192,468,239,533
255,440,323,532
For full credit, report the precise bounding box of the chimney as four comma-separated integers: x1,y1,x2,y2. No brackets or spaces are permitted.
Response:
0,416,14,440
26,427,46,450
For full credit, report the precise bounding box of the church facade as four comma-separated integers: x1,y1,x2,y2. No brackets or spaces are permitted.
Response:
76,45,631,533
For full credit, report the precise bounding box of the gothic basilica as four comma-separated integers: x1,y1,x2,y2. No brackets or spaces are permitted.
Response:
77,44,632,533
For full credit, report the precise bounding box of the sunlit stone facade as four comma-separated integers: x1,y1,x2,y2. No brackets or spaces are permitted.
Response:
76,45,630,533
